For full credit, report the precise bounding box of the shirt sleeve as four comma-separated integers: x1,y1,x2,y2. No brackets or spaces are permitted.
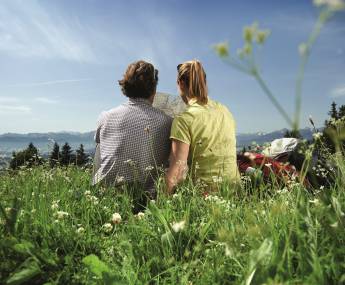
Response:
170,115,191,145
94,112,107,143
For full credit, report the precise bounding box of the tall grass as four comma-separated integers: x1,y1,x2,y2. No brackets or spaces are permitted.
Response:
0,160,344,284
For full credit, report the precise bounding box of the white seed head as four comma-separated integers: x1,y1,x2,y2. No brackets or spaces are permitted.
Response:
102,223,113,232
111,212,122,224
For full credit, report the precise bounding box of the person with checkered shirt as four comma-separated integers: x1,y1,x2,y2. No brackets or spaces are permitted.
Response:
93,61,172,195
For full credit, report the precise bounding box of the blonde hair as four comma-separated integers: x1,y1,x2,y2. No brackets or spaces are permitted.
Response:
177,60,208,105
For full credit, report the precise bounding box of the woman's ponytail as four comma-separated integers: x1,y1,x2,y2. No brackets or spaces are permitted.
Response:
178,60,208,105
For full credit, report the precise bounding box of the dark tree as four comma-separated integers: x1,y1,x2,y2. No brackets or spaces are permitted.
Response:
322,102,345,153
49,142,60,167
76,144,88,166
328,101,338,120
60,142,73,166
10,142,43,170
338,105,345,119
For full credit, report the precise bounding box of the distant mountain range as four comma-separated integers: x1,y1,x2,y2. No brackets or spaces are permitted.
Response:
0,127,316,156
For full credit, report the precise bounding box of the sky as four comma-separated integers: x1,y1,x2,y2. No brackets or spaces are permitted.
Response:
0,0,344,134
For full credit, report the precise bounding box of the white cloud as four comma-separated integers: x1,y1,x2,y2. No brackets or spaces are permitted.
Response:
34,97,58,104
0,96,19,103
0,105,31,113
0,0,96,62
331,85,345,97
6,78,92,88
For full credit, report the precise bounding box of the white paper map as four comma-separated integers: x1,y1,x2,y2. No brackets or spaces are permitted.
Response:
152,92,186,117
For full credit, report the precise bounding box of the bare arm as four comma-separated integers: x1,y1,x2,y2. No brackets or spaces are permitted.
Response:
165,139,190,194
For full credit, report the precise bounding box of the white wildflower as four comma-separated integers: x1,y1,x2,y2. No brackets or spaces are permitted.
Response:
171,220,186,233
312,132,323,140
84,190,91,196
111,213,122,224
330,221,338,228
136,212,145,220
145,166,154,172
172,193,179,199
102,223,113,233
51,202,59,210
115,176,125,184
87,195,99,205
76,227,85,234
55,211,69,220
124,159,136,167
309,198,320,205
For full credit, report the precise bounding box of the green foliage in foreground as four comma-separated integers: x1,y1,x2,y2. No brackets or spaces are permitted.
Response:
0,162,344,285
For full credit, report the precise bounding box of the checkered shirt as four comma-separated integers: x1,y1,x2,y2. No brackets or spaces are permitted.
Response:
93,98,172,192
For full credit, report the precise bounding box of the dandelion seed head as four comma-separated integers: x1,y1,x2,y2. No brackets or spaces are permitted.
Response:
111,212,122,224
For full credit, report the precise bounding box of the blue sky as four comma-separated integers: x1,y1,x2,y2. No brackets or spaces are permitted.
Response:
0,0,344,134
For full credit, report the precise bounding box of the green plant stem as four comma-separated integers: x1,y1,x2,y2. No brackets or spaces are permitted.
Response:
294,11,329,131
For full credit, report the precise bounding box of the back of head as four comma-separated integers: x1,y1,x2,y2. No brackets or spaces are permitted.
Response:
177,60,208,105
119,60,158,99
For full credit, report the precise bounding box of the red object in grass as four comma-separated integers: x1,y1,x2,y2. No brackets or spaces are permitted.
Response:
237,152,306,186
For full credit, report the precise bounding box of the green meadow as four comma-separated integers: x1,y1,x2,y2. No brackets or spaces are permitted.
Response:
1,158,344,284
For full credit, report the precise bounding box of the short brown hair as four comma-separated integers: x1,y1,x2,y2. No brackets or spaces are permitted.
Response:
177,60,208,105
118,60,158,99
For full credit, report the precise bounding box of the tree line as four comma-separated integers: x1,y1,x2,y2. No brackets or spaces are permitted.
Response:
283,101,345,152
10,142,90,170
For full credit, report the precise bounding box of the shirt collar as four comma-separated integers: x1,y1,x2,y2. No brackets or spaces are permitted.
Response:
127,98,152,106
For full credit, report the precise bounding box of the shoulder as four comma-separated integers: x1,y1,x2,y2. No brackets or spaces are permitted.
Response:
174,109,194,124
96,104,126,126
210,99,234,115
149,106,173,125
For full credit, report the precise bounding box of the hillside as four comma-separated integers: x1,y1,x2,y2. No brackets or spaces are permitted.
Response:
0,127,316,157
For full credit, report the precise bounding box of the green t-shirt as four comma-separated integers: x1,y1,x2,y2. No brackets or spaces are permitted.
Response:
170,98,239,185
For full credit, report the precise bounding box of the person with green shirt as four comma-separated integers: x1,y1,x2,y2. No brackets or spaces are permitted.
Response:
165,60,240,194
